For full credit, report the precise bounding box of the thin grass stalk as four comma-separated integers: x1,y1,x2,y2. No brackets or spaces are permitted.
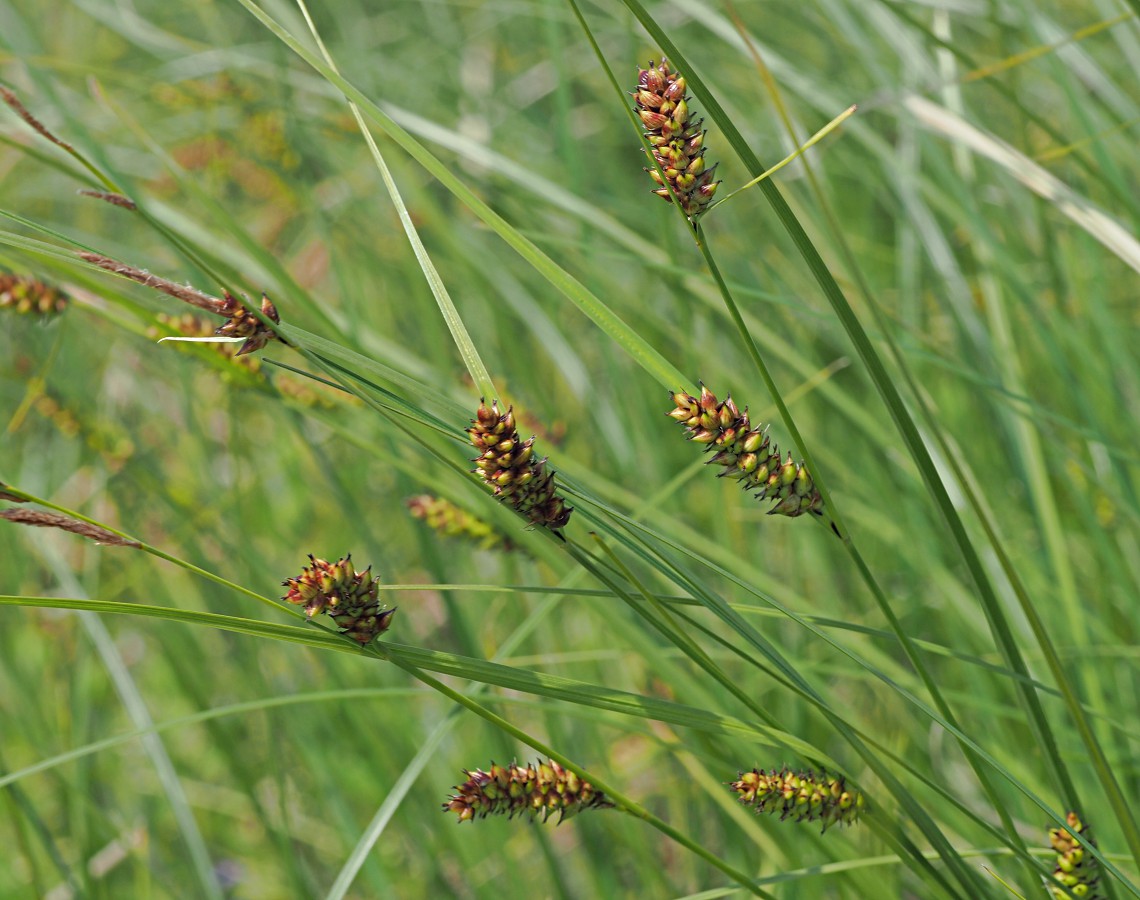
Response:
229,0,690,391
614,2,1121,874
566,504,978,897
291,0,496,401
570,540,785,733
369,653,776,898
730,20,1140,884
575,495,1140,893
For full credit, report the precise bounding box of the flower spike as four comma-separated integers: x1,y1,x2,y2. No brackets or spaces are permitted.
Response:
634,58,720,218
0,273,69,317
1048,812,1103,899
281,554,395,645
444,759,613,824
670,385,823,518
730,767,865,832
468,400,572,532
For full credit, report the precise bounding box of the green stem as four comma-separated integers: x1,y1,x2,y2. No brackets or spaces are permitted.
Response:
376,651,774,898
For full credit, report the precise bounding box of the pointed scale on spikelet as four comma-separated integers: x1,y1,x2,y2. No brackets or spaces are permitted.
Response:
634,58,720,218
669,384,823,518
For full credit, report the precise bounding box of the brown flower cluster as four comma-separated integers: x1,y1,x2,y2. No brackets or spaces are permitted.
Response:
669,385,823,517
634,58,719,217
281,554,395,645
730,767,865,832
443,759,612,824
0,274,68,317
468,401,571,532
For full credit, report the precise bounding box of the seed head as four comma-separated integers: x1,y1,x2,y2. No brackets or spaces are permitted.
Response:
406,494,514,551
0,274,69,317
670,385,823,517
443,759,613,824
468,400,572,532
730,767,865,832
634,58,719,218
281,554,396,645
1048,812,1103,899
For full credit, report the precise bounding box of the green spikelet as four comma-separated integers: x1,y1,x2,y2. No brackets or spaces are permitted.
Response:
730,767,865,832
669,385,823,518
634,58,720,217
281,554,396,645
468,400,572,532
443,759,613,824
406,494,514,551
1049,812,1103,899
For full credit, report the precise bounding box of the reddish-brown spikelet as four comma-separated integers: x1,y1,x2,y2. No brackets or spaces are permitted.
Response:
669,384,823,518
443,759,613,824
468,400,572,532
281,554,396,645
634,58,719,217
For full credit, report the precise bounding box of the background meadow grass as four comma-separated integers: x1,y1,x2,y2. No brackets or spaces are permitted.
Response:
1,0,1139,896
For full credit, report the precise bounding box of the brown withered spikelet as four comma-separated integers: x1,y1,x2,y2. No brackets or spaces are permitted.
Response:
0,274,69,317
444,759,613,824
1049,812,1103,899
468,401,572,532
670,385,823,517
282,554,396,645
0,508,141,548
731,767,865,832
634,58,719,217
